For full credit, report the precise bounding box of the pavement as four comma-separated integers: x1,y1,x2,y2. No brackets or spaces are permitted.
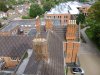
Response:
67,67,73,75
79,27,100,75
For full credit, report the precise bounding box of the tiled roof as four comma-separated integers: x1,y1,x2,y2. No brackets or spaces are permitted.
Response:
43,31,65,75
53,26,66,41
24,31,65,75
0,35,34,58
24,51,42,74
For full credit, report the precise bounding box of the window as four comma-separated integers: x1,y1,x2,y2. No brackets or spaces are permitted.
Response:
64,16,67,18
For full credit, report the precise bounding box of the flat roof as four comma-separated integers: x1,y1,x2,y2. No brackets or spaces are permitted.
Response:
1,20,35,32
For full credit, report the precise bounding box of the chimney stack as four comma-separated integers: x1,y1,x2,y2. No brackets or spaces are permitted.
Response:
33,38,48,62
66,20,78,41
35,16,41,32
45,19,53,31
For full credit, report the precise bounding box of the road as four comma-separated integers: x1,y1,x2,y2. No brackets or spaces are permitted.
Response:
79,27,100,75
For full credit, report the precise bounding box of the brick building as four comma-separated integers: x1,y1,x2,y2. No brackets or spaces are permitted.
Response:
0,20,36,36
0,1,91,75
45,1,91,25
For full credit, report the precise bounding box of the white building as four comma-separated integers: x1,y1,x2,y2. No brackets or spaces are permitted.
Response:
47,1,91,15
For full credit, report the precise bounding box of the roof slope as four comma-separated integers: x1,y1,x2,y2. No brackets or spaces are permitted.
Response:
0,35,34,58
41,31,65,75
24,31,65,75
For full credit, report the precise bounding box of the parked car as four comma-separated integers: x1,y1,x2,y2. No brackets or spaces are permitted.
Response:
71,67,84,75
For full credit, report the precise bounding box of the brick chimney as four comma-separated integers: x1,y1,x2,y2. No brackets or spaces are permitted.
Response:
33,38,48,62
35,16,41,32
64,42,80,63
45,19,53,31
66,20,78,41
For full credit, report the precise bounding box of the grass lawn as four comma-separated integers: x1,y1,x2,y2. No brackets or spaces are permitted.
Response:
85,28,100,51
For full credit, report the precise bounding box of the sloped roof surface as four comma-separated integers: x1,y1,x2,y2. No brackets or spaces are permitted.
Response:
24,31,65,75
0,35,34,58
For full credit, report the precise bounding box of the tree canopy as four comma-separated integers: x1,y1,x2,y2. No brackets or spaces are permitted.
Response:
43,1,55,12
86,1,100,27
29,4,43,18
86,1,100,46
0,1,8,12
76,13,85,25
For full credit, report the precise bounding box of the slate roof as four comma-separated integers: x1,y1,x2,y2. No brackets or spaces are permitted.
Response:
53,25,66,41
0,24,66,75
28,28,37,36
23,30,65,75
0,35,34,58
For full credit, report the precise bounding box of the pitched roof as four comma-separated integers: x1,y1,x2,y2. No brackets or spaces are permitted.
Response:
23,31,65,75
53,26,66,41
0,35,34,58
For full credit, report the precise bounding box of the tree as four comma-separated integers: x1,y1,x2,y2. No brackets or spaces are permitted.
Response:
86,1,100,46
0,1,8,12
86,1,100,28
0,22,2,28
79,0,88,2
7,0,17,5
43,1,55,12
29,4,43,18
29,0,35,3
93,24,100,45
76,13,85,25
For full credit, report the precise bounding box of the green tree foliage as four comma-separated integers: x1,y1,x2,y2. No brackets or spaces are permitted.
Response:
29,4,43,18
29,0,35,3
86,1,100,46
76,13,85,25
0,22,2,28
0,1,8,12
79,0,88,2
43,1,55,12
7,0,17,5
86,1,100,28
93,25,100,45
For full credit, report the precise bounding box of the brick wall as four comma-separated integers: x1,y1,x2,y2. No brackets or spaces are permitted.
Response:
1,57,20,68
64,42,80,63
45,19,53,31
45,14,70,25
